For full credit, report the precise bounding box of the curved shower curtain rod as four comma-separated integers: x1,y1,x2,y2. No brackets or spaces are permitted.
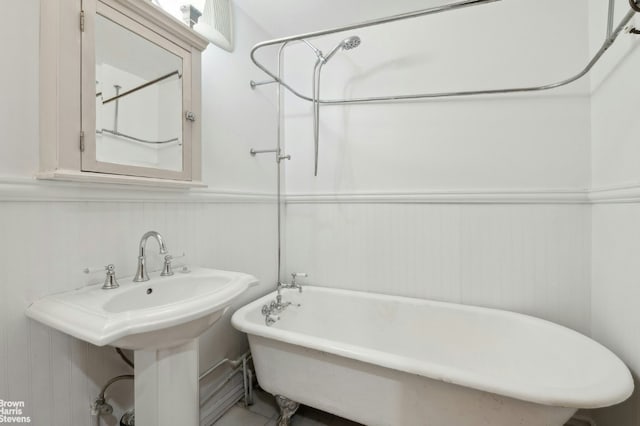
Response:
249,0,640,104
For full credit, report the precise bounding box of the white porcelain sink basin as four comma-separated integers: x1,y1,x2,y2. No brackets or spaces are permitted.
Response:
26,267,257,350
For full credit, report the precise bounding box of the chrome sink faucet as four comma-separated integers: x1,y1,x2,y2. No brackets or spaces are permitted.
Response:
133,231,168,282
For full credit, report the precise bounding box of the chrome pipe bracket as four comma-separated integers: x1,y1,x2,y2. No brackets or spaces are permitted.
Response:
250,148,278,156
277,155,291,163
250,79,277,89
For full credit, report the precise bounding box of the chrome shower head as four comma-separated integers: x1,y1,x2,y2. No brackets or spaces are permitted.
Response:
323,35,361,63
341,36,361,50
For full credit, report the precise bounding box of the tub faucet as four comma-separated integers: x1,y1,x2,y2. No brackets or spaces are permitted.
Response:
133,231,168,282
279,272,307,293
262,273,308,325
275,273,307,309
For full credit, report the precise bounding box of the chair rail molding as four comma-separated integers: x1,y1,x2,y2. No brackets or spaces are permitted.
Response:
590,182,640,204
8,176,640,204
0,176,275,203
285,189,590,205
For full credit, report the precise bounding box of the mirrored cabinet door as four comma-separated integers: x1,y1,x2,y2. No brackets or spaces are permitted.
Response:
82,1,193,180
95,13,183,172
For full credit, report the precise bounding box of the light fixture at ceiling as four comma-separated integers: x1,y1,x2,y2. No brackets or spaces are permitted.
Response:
152,0,234,52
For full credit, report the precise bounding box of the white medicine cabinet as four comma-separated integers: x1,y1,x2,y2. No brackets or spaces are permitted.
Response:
38,0,209,187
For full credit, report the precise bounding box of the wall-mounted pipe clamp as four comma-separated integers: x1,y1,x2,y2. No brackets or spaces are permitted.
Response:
250,148,278,156
250,79,277,89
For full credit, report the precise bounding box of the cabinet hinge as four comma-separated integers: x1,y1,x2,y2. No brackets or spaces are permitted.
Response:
80,131,85,152
80,10,85,32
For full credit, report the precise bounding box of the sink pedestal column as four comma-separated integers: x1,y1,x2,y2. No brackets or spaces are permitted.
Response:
135,339,199,426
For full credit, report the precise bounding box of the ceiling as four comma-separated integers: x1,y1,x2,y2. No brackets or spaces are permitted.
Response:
233,0,462,38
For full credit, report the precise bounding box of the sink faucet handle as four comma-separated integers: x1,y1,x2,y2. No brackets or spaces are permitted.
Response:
161,254,174,277
102,264,120,290
83,265,109,274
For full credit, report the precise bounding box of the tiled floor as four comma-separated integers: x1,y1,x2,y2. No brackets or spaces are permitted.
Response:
213,389,362,426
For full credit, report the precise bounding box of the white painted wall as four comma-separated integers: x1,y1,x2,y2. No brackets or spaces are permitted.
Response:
590,2,640,189
200,7,279,193
0,2,278,425
590,1,640,424
283,0,591,195
282,0,593,342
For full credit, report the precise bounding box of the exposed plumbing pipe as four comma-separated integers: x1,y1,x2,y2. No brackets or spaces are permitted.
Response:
199,350,250,380
199,352,254,409
98,375,134,401
89,349,136,425
94,351,251,424
91,374,134,424
115,347,134,369
200,365,243,407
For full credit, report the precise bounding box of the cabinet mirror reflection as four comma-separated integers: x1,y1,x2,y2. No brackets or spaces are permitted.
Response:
94,13,184,173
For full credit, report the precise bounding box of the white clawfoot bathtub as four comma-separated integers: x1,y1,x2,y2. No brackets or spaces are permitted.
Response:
232,286,633,426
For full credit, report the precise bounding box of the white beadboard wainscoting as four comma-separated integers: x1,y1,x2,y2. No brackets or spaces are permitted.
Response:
591,204,640,425
0,188,277,426
285,199,592,335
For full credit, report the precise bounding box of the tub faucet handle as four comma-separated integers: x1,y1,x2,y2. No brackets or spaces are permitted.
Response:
265,314,278,326
261,304,271,316
291,272,307,292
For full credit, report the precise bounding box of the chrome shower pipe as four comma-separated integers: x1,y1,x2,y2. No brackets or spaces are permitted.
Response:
113,85,121,133
607,0,616,36
312,59,322,176
311,37,362,176
300,39,324,60
273,39,322,281
250,0,639,105
275,41,286,285
251,38,324,280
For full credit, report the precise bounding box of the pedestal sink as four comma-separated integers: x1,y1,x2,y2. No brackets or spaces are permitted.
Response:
25,267,257,426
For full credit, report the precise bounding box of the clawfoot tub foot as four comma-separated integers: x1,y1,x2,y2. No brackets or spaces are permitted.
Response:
275,395,300,426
